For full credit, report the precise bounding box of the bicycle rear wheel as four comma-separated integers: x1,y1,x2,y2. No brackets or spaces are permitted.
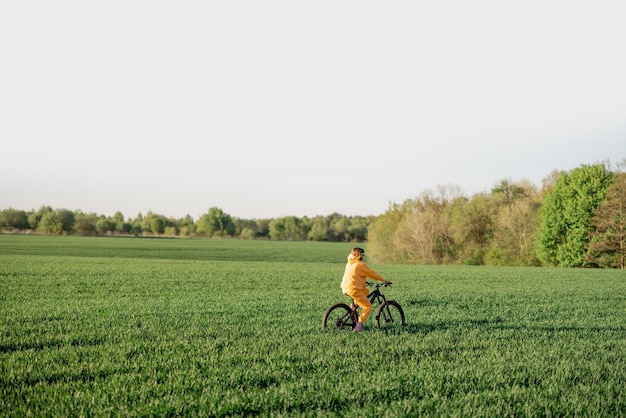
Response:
375,300,405,328
322,303,356,330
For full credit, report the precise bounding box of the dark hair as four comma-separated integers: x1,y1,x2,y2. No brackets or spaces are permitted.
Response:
351,247,365,260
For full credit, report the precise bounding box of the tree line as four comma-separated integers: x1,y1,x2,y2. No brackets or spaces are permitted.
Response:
2,162,624,268
368,162,625,269
0,205,373,243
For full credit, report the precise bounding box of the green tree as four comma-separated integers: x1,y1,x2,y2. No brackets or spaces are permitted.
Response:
28,205,52,230
73,211,98,235
111,211,131,234
197,207,235,237
0,208,29,230
587,172,626,269
346,216,369,242
38,208,75,235
150,217,165,235
130,213,144,235
179,214,196,236
95,215,115,235
233,218,258,238
269,216,307,241
268,217,286,240
255,219,270,239
491,178,528,203
330,216,352,242
239,227,256,240
448,192,496,265
487,180,541,266
138,212,169,236
367,203,407,263
536,164,614,267
140,212,153,233
306,216,330,241
320,213,341,242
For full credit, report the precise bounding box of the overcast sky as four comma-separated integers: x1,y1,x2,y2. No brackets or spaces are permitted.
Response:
2,1,625,220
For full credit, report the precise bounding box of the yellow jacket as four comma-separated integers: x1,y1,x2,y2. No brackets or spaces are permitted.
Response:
340,254,386,293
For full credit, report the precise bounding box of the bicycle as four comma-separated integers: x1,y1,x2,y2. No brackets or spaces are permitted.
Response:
322,281,405,330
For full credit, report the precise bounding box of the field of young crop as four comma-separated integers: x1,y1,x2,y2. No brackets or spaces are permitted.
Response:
1,235,625,416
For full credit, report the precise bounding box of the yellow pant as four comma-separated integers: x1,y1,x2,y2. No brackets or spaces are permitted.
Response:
344,289,372,323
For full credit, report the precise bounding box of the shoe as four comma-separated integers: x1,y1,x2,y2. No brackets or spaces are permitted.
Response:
353,322,363,332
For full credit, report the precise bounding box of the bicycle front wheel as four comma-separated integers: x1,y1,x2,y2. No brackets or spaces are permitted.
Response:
322,303,356,330
375,300,405,328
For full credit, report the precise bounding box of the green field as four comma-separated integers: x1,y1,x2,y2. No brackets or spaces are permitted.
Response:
1,235,625,417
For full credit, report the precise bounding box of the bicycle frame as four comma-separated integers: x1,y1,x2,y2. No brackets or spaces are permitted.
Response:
350,283,387,315
367,287,386,306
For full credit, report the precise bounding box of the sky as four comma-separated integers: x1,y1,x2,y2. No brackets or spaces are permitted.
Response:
1,1,625,220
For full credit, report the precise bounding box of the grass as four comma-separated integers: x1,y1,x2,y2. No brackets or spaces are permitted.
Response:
1,235,625,416
0,234,352,263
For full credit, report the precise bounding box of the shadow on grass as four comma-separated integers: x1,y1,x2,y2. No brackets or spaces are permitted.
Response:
375,318,494,335
0,334,108,354
375,318,626,335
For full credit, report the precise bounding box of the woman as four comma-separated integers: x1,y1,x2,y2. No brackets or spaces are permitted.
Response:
340,247,391,331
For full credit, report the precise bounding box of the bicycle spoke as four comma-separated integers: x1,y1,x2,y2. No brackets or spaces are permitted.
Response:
375,300,405,329
322,303,356,330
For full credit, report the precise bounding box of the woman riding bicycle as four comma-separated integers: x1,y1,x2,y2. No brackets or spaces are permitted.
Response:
340,247,391,332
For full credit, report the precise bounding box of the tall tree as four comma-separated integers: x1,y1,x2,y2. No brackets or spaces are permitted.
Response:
347,216,369,242
536,164,614,267
489,197,541,266
28,205,52,230
367,203,407,264
448,192,496,265
491,178,528,203
95,215,115,235
330,217,352,242
179,214,196,236
112,211,131,234
268,216,307,241
488,180,541,266
588,173,626,269
369,185,464,264
394,193,453,264
73,211,98,235
130,213,144,235
0,208,29,230
197,207,235,237
306,216,330,241
37,208,75,235
150,217,165,235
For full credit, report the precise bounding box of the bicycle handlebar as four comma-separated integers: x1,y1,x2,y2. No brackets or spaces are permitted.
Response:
366,281,392,288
